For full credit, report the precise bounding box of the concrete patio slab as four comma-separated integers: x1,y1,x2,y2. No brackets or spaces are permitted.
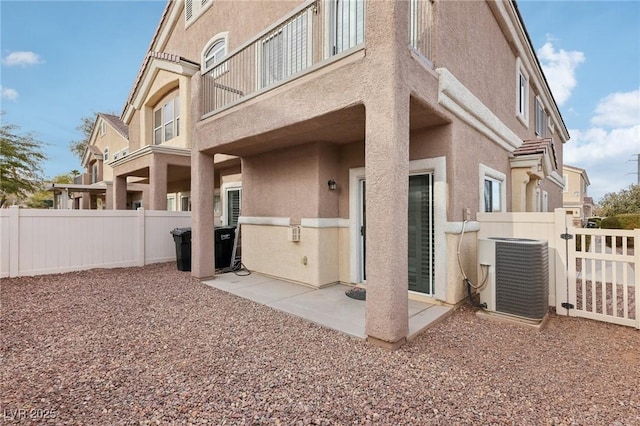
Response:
203,272,452,340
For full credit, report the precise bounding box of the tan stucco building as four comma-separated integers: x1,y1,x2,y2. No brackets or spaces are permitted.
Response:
563,164,593,225
79,0,570,347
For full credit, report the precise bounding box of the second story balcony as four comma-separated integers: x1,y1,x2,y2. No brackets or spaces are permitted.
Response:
200,0,434,119
201,0,365,118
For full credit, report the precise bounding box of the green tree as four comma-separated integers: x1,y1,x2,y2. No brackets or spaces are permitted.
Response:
597,184,640,217
0,117,48,208
68,114,96,162
26,172,75,209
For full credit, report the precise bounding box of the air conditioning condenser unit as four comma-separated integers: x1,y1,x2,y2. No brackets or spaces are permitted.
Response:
478,238,549,321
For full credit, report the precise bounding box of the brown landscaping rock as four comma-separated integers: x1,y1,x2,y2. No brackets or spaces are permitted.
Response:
1,263,639,424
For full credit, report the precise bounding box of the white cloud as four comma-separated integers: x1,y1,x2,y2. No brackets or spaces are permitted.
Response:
591,88,640,128
0,86,19,101
565,125,640,201
1,51,44,67
537,40,584,106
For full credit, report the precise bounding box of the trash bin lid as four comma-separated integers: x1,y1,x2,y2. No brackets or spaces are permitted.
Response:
170,227,192,236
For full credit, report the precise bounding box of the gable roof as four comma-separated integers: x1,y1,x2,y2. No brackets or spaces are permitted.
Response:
98,113,129,140
513,137,558,170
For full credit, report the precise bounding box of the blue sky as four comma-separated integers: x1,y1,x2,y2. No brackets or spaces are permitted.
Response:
1,0,639,203
517,0,640,203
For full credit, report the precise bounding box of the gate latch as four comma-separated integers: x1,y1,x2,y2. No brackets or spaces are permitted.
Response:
560,233,573,240
561,302,574,310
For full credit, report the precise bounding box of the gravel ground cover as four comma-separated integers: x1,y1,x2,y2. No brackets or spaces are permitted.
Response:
2,262,639,425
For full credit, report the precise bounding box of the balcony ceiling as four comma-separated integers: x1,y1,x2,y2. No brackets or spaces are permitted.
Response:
207,105,366,158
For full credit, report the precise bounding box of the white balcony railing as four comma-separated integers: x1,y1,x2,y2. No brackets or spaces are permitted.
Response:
202,0,365,117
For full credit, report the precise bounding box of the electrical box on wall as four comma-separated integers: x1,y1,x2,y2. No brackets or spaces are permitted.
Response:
287,225,301,242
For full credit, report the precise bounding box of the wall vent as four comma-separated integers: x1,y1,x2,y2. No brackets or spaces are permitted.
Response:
478,238,549,320
288,226,301,242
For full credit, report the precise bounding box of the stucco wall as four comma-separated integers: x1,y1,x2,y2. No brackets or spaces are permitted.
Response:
163,1,302,63
241,223,341,288
242,142,341,223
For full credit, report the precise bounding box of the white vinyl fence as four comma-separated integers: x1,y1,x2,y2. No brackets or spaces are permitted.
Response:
1,206,191,278
478,208,639,329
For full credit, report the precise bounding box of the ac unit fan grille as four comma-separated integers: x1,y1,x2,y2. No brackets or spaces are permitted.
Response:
495,240,549,319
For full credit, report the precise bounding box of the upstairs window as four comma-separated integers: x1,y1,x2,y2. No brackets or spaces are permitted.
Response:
91,164,98,184
202,34,228,78
534,97,547,137
204,39,226,70
153,95,180,145
516,58,529,125
99,121,106,136
185,0,213,25
103,147,109,162
409,0,434,61
260,13,310,88
330,0,365,55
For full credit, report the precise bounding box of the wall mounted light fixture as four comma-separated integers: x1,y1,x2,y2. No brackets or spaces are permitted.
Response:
328,179,337,191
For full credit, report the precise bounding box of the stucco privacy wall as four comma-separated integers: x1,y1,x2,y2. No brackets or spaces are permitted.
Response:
241,222,344,288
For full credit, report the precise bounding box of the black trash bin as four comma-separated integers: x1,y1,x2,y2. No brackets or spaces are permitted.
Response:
170,227,192,271
214,226,236,269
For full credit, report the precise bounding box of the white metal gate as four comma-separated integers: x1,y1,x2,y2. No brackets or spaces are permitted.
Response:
564,227,640,329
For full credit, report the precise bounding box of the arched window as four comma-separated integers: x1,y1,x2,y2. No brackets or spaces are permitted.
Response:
202,32,229,75
204,39,225,69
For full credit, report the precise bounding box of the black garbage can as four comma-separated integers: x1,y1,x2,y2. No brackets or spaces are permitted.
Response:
170,227,192,271
214,226,236,269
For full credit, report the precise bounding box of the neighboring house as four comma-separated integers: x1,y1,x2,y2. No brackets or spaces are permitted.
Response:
563,164,593,225
110,50,240,215
108,0,569,348
49,114,147,209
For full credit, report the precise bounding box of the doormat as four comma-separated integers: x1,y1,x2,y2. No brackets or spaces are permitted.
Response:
345,287,366,301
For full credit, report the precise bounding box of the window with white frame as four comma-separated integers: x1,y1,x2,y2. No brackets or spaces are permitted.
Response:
185,0,212,25
330,0,365,56
99,121,106,136
153,95,180,145
534,97,547,137
103,147,109,162
563,174,569,193
484,178,502,212
203,38,226,72
166,196,176,211
480,165,506,213
226,188,241,226
516,58,529,124
221,183,242,226
260,12,310,88
91,164,98,184
181,196,191,212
